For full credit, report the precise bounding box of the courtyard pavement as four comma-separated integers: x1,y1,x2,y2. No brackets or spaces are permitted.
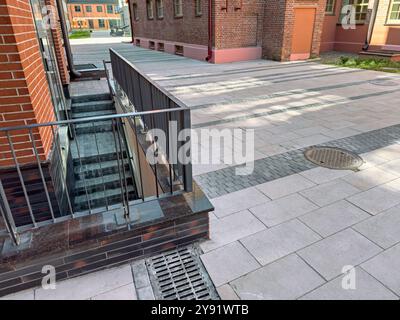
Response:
4,40,400,300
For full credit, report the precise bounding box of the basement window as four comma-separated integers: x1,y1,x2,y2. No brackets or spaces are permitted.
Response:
158,43,165,51
387,0,400,24
174,0,183,18
149,41,155,50
136,39,141,46
325,0,336,15
175,45,184,56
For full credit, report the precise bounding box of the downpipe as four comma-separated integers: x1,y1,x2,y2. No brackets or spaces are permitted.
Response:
205,0,213,62
362,0,379,51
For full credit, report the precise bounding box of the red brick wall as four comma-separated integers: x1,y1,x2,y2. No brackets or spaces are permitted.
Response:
214,0,264,49
68,3,122,29
0,0,55,167
130,0,209,46
46,0,70,85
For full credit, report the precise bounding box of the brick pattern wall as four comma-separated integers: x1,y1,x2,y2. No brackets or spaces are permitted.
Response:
68,3,123,29
46,0,70,85
131,0,209,46
0,0,55,167
214,0,264,49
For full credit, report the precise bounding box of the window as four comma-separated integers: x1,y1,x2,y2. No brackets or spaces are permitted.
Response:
74,5,81,12
98,19,105,28
85,6,92,13
88,19,94,29
156,0,164,18
325,0,335,15
147,0,154,19
174,0,183,17
132,3,139,20
195,0,202,16
388,0,400,23
339,0,369,23
97,5,103,13
107,5,114,14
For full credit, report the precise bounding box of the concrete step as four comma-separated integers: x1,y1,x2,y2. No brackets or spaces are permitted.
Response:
74,120,113,134
74,160,130,180
73,185,136,212
72,100,114,113
71,109,115,119
71,93,111,104
74,172,133,196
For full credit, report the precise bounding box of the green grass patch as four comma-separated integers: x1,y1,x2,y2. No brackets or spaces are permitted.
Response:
330,56,400,73
69,30,91,39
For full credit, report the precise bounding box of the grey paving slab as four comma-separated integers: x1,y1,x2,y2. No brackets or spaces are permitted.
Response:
370,144,400,161
300,267,398,300
216,284,240,300
255,174,315,200
249,193,319,227
91,284,137,300
35,265,134,300
378,159,400,177
136,286,155,300
210,187,270,218
200,210,266,253
231,254,325,300
347,183,400,215
200,241,261,287
298,229,382,281
1,289,35,300
299,200,370,237
342,167,398,191
354,205,400,249
300,180,361,207
132,261,151,289
241,219,321,266
361,243,400,296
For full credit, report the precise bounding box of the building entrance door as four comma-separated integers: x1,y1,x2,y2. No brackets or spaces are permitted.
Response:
290,8,316,61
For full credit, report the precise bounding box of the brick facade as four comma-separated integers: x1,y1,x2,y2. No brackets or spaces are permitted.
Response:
0,0,56,167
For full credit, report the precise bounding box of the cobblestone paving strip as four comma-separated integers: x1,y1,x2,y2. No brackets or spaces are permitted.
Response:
195,124,400,198
192,88,399,129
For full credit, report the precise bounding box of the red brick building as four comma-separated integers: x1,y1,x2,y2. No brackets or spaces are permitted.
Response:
67,0,121,30
129,0,400,62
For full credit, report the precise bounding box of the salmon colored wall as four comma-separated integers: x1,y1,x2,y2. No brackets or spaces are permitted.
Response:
67,3,121,29
370,0,400,51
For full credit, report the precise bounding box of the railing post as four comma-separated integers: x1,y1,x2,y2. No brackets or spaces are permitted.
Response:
0,180,20,246
182,109,193,192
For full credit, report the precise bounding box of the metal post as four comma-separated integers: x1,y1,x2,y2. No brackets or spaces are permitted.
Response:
0,180,20,246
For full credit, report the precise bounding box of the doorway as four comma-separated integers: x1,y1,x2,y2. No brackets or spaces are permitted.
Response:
290,8,316,61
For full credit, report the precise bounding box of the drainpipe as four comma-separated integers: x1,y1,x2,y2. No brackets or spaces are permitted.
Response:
55,0,81,78
362,0,379,51
205,0,213,62
127,0,134,43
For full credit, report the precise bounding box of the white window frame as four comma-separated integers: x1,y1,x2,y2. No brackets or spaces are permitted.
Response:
147,0,154,19
174,0,183,17
195,0,202,16
387,0,400,24
156,0,164,19
339,0,369,24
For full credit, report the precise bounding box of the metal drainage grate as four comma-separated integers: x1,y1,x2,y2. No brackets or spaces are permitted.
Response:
146,245,219,300
368,78,400,87
304,146,364,171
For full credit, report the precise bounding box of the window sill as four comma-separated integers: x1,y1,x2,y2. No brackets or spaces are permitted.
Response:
195,13,202,17
174,15,183,19
385,22,400,26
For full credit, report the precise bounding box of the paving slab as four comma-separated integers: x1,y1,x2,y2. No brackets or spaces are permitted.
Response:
300,179,361,207
250,193,319,227
353,205,400,249
200,241,260,287
300,167,353,185
0,289,35,300
342,167,397,191
231,254,325,300
200,210,266,253
300,200,370,237
216,284,240,300
241,219,321,265
91,284,137,300
361,243,400,296
301,267,398,300
298,229,382,280
255,174,315,200
347,183,400,215
210,187,270,218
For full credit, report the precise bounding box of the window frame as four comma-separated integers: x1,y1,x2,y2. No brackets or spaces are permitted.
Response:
85,5,92,13
107,5,114,14
147,0,154,20
98,19,105,28
325,0,336,15
387,0,400,24
74,5,81,12
174,0,183,18
156,0,164,19
195,0,202,16
132,3,139,21
96,5,103,13
339,0,369,25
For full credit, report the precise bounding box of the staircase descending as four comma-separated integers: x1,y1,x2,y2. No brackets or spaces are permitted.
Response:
70,93,137,213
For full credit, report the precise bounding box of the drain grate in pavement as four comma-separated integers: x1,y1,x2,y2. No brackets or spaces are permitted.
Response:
304,146,364,171
369,78,400,87
146,245,219,300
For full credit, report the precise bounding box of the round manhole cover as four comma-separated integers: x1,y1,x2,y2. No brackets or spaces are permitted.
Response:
304,147,364,171
368,78,400,87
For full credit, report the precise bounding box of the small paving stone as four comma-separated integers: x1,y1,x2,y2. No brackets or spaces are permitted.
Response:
231,254,325,300
298,229,382,280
